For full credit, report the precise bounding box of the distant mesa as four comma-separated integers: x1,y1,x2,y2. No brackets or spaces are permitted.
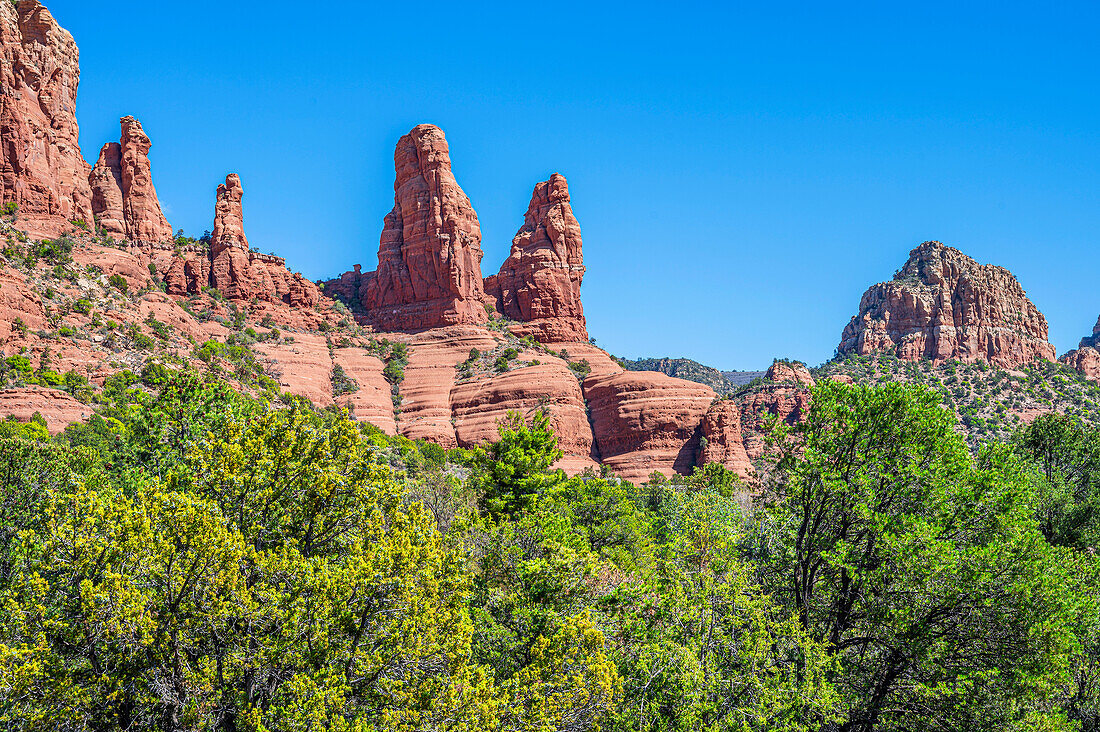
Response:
838,241,1055,369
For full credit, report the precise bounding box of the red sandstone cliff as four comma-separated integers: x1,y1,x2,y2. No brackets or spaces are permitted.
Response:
484,173,588,342
838,241,1055,369
0,0,92,236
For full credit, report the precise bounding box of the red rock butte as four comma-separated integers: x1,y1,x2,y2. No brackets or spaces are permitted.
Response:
838,241,1056,369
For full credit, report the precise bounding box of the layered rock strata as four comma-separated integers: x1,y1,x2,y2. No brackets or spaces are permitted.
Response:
838,241,1055,368
89,116,173,243
335,124,488,331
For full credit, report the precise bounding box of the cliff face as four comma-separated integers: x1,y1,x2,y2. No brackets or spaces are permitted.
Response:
0,0,93,236
838,241,1055,369
484,173,588,342
89,116,173,244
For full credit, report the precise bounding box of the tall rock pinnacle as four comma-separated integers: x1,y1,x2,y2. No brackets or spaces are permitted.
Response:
210,174,252,298
89,116,173,243
485,173,588,342
363,124,488,331
0,0,93,235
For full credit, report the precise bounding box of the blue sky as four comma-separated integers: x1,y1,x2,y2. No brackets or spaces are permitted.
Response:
53,0,1100,370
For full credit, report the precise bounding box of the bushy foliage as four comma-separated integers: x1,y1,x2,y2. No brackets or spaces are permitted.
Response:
0,373,1096,731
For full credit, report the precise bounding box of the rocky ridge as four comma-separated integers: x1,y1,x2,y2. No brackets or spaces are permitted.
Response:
1,1,1097,490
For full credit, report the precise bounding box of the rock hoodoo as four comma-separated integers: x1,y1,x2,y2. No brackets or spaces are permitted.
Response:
484,173,588,342
325,124,488,331
838,241,1055,369
0,0,93,236
209,173,252,299
89,116,173,244
165,174,319,308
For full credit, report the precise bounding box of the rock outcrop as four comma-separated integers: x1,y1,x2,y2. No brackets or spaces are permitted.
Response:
0,385,92,434
697,400,753,478
88,142,125,237
838,241,1055,369
89,116,172,243
585,371,716,483
326,125,488,331
1059,316,1100,382
209,173,252,299
165,174,320,308
1061,347,1100,382
484,173,587,342
739,361,814,462
0,0,93,236
451,360,597,472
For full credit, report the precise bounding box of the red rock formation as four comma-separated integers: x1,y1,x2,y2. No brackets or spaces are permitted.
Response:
211,172,248,250
1061,347,1100,382
210,173,251,298
838,242,1055,369
485,173,587,342
1060,316,1100,382
395,327,499,447
739,361,814,461
331,348,398,435
451,360,597,471
361,124,488,331
89,116,173,243
697,400,753,478
585,371,715,483
88,142,125,237
0,0,93,236
0,385,92,434
164,251,210,297
118,116,172,243
0,267,45,344
166,174,320,309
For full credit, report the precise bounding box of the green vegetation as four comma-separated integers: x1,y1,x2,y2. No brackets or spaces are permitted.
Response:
0,368,1098,730
107,273,128,292
331,361,359,396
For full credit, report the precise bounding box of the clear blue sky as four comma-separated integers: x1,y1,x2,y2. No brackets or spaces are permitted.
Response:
53,0,1100,370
